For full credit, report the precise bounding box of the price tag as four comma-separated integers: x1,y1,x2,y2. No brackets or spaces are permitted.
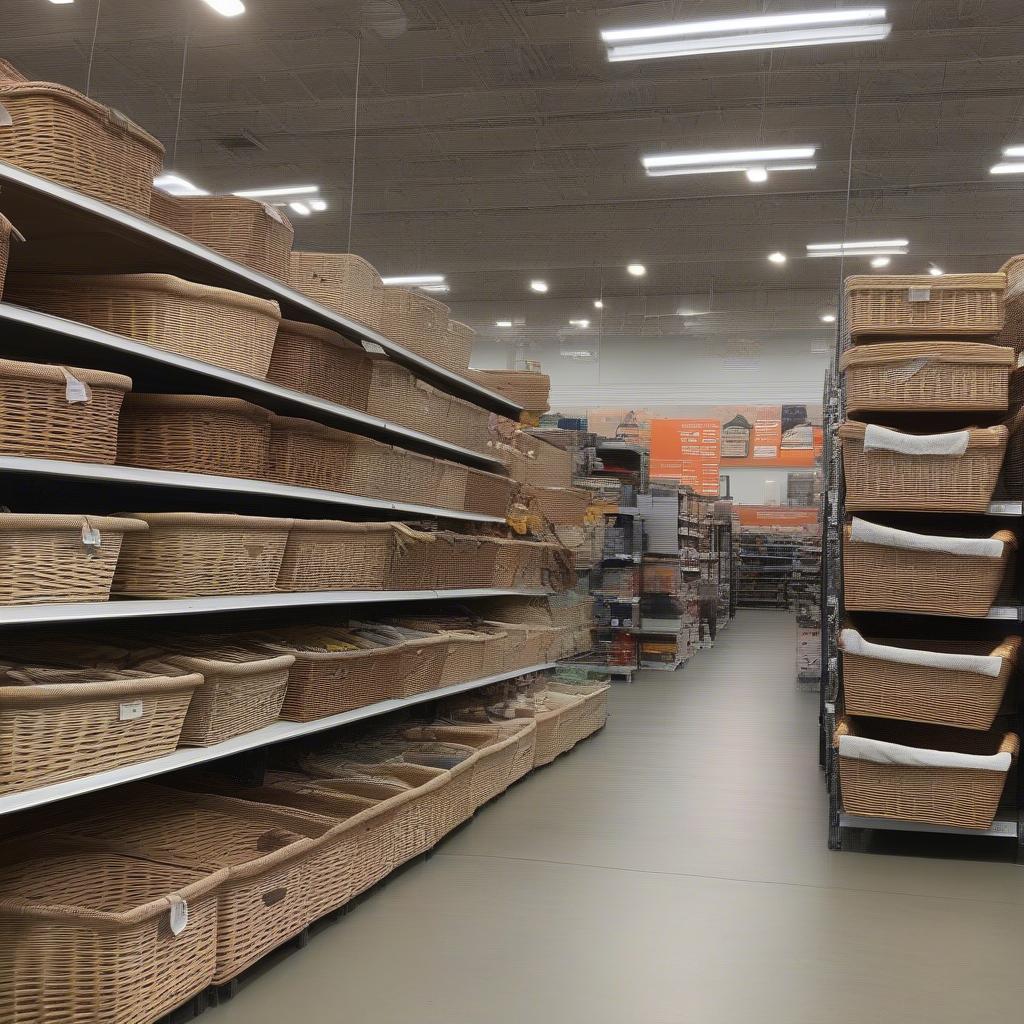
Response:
907,287,931,302
168,896,189,936
59,367,92,404
81,522,102,555
119,701,144,721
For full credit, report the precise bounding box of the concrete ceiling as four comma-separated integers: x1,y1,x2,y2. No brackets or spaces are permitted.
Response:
5,0,1024,347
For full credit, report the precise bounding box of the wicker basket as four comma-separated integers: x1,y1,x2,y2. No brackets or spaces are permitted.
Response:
840,342,1014,412
266,414,349,492
0,358,131,464
277,520,434,592
442,321,475,372
287,252,383,329
344,437,468,511
483,620,561,667
0,75,164,216
391,633,452,696
7,273,282,378
845,273,1006,338
149,192,294,279
842,522,1015,618
467,369,550,413
464,467,517,517
378,288,450,366
0,513,147,606
516,432,573,488
267,319,373,409
426,533,499,589
0,665,199,794
834,716,1018,829
526,486,592,525
547,681,610,748
136,646,293,746
0,842,224,1024
838,420,1007,512
839,631,1020,730
118,394,272,480
112,513,292,598
437,630,492,684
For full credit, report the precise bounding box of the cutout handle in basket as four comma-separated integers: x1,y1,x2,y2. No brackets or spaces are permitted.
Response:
255,829,295,853
262,887,288,908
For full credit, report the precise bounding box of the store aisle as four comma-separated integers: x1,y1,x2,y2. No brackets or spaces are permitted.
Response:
204,611,1024,1024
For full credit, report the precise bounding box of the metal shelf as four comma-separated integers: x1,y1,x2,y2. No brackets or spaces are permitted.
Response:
0,587,550,627
0,661,557,816
0,303,503,469
0,456,505,523
839,812,1018,839
0,159,522,417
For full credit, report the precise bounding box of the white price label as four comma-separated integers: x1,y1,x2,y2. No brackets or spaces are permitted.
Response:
907,287,931,302
119,701,144,721
59,367,92,404
168,897,189,936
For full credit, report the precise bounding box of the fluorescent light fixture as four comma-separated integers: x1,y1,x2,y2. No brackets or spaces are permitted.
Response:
768,251,787,264
380,274,446,286
233,184,318,199
1002,146,1024,157
201,0,246,16
419,284,450,293
569,319,591,328
928,265,943,276
529,279,549,293
289,202,311,216
807,239,908,258
870,256,891,268
820,314,836,323
495,320,513,327
152,173,208,197
48,0,75,5
990,162,1024,175
309,199,327,212
745,167,768,183
627,263,646,277
676,309,711,317
643,147,815,170
594,299,604,309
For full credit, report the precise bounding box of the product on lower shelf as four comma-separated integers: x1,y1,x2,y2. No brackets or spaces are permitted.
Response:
266,318,372,408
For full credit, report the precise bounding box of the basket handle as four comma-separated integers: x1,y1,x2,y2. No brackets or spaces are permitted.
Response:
262,887,288,908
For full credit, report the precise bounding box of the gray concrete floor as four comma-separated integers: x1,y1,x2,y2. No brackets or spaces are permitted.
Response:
203,611,1024,1024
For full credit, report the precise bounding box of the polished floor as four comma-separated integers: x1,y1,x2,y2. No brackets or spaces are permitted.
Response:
204,611,1024,1024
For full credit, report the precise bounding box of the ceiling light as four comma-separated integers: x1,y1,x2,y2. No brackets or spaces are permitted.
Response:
807,238,908,258
870,256,891,268
569,319,591,328
928,265,943,277
745,167,768,183
152,173,209,197
529,279,549,293
495,320,513,327
419,284,450,293
233,184,318,199
627,263,646,277
643,146,816,170
602,9,889,62
677,309,710,317
820,314,836,323
594,299,604,309
289,202,311,216
48,0,74,5
201,0,246,15
309,199,327,212
380,274,446,286
768,251,787,264
1002,146,1024,157
990,163,1024,175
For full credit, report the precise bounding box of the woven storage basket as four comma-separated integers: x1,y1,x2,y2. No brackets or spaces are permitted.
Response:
267,319,372,409
137,646,293,746
516,432,573,488
0,75,164,216
149,191,294,279
839,632,1020,730
113,513,292,598
278,520,433,592
56,785,338,984
834,717,1018,829
467,369,550,413
0,358,131,464
842,523,1015,618
0,842,223,1024
838,420,1007,512
378,287,450,365
287,252,383,328
118,394,272,480
1004,405,1024,498
483,620,561,667
491,537,527,588
548,682,611,745
344,437,468,510
840,342,1014,412
845,273,1006,338
0,665,199,794
266,414,349,492
437,630,492,684
391,633,451,696
529,693,579,766
0,513,146,606
7,274,281,378
428,532,500,589
464,467,517,517
527,486,592,525
443,321,475,372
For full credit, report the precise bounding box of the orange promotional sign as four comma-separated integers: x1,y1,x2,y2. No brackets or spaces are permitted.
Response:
650,419,721,496
735,505,820,528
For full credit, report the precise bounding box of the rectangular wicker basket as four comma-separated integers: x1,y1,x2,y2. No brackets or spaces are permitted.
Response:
839,632,1020,730
427,533,499,589
844,273,1006,338
287,252,383,329
840,342,1014,413
266,414,348,492
838,420,1008,512
0,358,132,464
118,394,272,481
378,287,450,366
149,191,294,279
7,273,282,378
464,467,517,517
842,523,1015,617
516,432,573,488
0,68,165,216
112,513,292,598
467,369,551,413
266,319,373,409
834,716,1018,829
0,841,224,1024
344,437,468,511
526,485,592,525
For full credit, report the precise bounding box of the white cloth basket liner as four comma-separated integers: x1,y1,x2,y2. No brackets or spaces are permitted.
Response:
849,517,1004,558
839,628,1003,678
863,423,970,456
838,734,1011,772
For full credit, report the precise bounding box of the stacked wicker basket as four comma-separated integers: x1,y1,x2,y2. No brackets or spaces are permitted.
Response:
835,271,1020,830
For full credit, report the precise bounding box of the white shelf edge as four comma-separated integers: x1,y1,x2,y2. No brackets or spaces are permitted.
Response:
0,456,505,523
0,303,504,470
0,587,551,626
839,812,1018,839
0,661,557,816
0,159,523,417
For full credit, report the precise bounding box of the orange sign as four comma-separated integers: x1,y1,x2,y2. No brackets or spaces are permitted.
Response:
650,419,721,496
735,505,820,528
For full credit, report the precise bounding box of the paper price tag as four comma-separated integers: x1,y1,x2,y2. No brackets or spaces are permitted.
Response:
119,701,144,721
59,367,92,404
81,522,102,555
907,287,931,302
883,358,928,383
168,897,189,937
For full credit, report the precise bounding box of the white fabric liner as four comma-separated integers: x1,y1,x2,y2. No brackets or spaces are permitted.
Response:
839,628,1004,678
863,423,970,456
849,517,1004,559
838,734,1011,772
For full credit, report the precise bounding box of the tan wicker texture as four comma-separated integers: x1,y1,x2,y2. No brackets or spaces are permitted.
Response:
0,358,131,464
842,525,1015,617
845,273,1006,338
344,437,468,511
8,273,281,378
516,432,573,487
379,288,450,365
392,633,451,696
840,342,1013,412
149,192,294,278
266,414,348,491
834,717,1018,829
467,369,550,413
840,636,1019,730
267,319,373,409
0,212,17,299
112,513,292,598
0,844,223,1024
437,631,491,684
427,533,499,589
0,513,147,606
117,394,272,480
287,252,383,328
838,420,1007,512
0,78,164,215
464,466,517,517
1004,405,1024,497
0,667,199,794
526,485,592,524
442,321,475,372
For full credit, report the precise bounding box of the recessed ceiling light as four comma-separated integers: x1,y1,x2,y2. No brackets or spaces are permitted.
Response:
928,265,943,276
569,319,591,328
309,199,327,212
289,202,311,216
745,167,769,183
870,256,891,268
380,274,446,286
768,251,787,264
594,299,604,309
627,263,646,277
201,0,246,16
530,279,549,293
820,314,836,323
233,184,319,199
153,173,209,197
601,8,890,62
495,320,513,327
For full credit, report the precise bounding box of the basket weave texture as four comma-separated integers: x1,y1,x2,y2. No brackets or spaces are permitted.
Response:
266,319,372,409
287,252,383,328
464,467,516,517
516,432,573,487
467,369,550,413
0,212,16,298
527,486,592,524
378,288,450,365
266,415,348,491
